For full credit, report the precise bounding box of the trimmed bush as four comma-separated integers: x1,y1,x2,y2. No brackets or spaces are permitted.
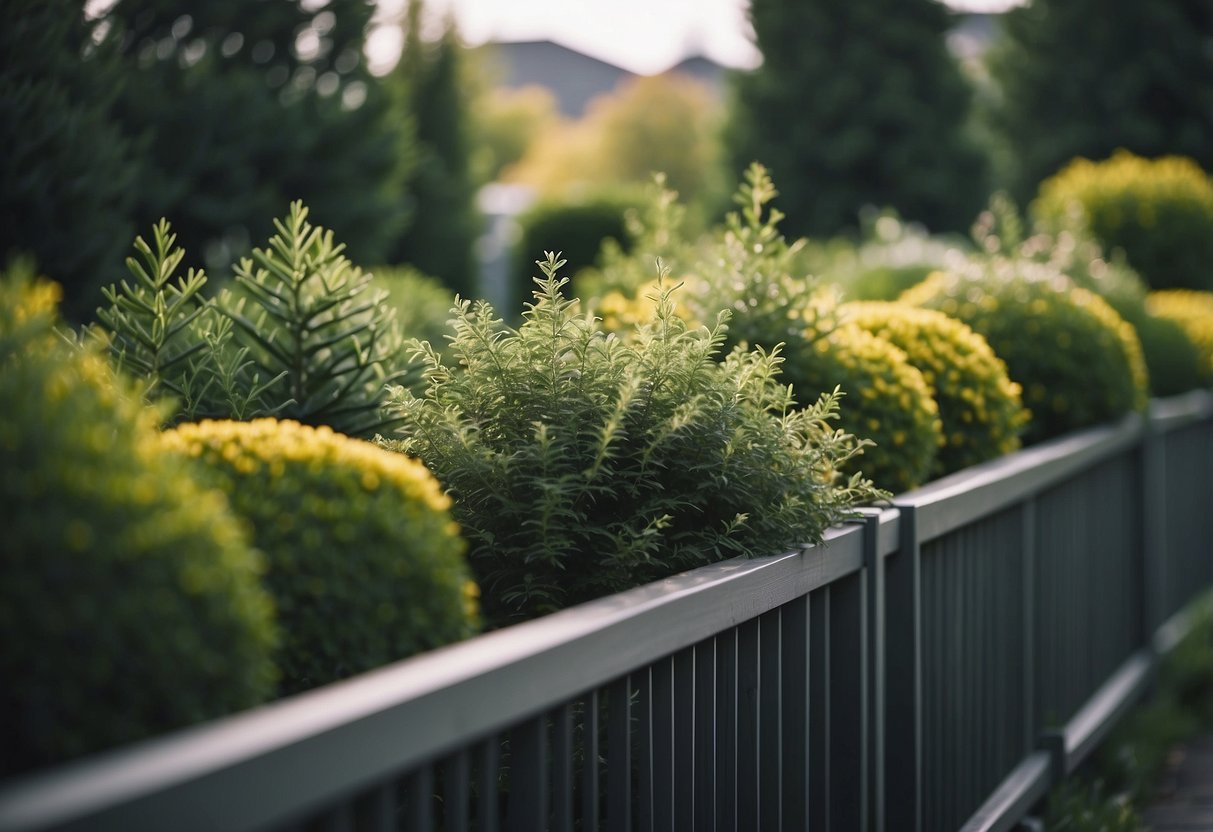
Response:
1,268,276,776
1146,290,1213,386
781,324,942,495
1032,151,1213,292
161,418,477,695
382,256,884,624
841,302,1027,477
901,258,1149,444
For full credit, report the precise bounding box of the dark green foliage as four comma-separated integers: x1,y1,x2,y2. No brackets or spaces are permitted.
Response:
726,0,988,236
1044,779,1142,831
94,0,413,273
386,2,482,295
0,267,277,776
371,265,456,353
94,205,408,436
1133,313,1204,398
1032,152,1213,292
162,418,478,696
984,0,1213,202
382,255,882,624
514,189,644,309
902,257,1149,444
0,0,139,320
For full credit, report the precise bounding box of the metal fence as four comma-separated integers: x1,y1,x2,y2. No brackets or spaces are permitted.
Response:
1,392,1210,832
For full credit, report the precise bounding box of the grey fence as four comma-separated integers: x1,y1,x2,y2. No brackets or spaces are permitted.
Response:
1,392,1210,832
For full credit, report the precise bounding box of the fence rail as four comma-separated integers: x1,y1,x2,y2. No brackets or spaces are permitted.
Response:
1,391,1211,832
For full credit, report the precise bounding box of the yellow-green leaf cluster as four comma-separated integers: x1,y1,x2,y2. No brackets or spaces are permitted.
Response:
842,302,1028,477
1146,290,1213,386
161,418,477,695
1,267,276,777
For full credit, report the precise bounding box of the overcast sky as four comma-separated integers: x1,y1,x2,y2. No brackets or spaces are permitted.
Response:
367,0,1025,75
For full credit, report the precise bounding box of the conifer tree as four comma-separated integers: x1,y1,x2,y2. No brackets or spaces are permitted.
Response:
983,0,1213,201
386,2,482,297
726,0,988,237
0,0,139,319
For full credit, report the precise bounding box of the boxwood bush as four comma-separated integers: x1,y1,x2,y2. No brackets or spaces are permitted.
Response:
781,324,942,494
841,302,1027,477
1,268,276,776
1146,290,1213,385
161,418,477,695
1032,151,1213,292
382,255,884,624
901,258,1149,444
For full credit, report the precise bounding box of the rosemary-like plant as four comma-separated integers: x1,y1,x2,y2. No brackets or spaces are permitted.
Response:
382,253,883,624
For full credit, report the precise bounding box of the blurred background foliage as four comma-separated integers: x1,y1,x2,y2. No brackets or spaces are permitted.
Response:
2,0,1211,327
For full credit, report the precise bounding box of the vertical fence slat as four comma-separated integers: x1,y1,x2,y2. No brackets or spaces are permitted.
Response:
694,638,717,832
552,704,574,832
780,595,810,831
885,508,921,832
408,766,435,832
581,691,600,832
809,586,832,831
758,609,782,831
635,668,653,832
831,570,867,832
651,658,674,831
736,618,761,830
443,750,470,832
673,647,696,828
716,628,739,832
510,716,548,832
477,736,501,832
607,676,632,832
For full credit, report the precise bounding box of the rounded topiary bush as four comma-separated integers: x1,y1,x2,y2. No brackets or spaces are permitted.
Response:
901,258,1149,444
1134,312,1205,397
841,302,1028,477
781,324,942,495
1,270,276,777
1032,151,1213,291
160,419,478,695
1146,290,1213,386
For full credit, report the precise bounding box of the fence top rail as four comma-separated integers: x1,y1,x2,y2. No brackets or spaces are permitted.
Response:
0,523,866,832
892,412,1144,542
1150,389,1213,432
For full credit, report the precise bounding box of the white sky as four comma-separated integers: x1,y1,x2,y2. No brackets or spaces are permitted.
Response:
368,0,1025,75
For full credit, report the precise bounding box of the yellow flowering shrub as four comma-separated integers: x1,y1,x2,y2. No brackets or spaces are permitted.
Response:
781,324,942,495
161,419,477,695
1032,151,1213,291
0,267,276,777
842,302,1028,477
901,258,1149,444
1146,290,1213,385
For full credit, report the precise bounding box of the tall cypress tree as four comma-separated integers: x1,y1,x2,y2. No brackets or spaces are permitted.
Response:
984,0,1213,202
0,0,140,319
726,0,988,237
386,2,481,297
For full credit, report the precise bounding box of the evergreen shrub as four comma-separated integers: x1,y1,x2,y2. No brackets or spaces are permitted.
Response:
841,302,1027,477
1032,152,1213,292
382,255,884,624
1146,290,1213,385
94,203,407,436
161,418,477,695
0,268,276,776
780,325,942,494
901,258,1149,444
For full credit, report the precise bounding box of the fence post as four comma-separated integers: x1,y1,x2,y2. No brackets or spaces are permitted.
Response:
862,511,886,832
884,506,921,832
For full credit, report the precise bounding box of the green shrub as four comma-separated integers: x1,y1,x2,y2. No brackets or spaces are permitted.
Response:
781,324,942,494
381,255,883,624
1146,290,1213,386
0,268,276,776
1032,151,1213,292
901,258,1149,444
371,265,456,354
1133,313,1205,397
161,418,477,696
841,302,1027,477
94,203,408,437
